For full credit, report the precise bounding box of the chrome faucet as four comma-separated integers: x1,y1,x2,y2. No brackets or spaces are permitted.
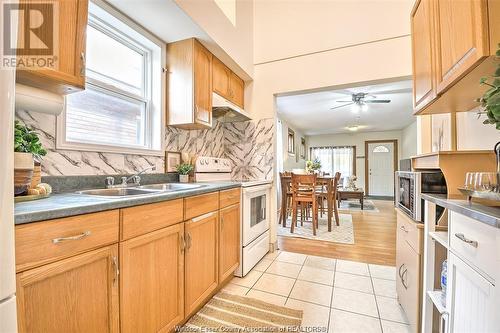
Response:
105,166,156,189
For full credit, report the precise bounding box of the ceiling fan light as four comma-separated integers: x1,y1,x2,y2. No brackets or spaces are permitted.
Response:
361,103,368,112
347,125,359,131
351,103,361,113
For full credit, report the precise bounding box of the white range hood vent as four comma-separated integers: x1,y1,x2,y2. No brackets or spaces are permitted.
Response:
212,92,251,123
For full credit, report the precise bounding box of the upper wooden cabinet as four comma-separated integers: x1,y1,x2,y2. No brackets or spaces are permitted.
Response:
411,0,500,115
120,224,184,333
167,38,213,129
16,0,89,95
434,0,490,93
411,0,437,112
212,57,245,108
16,245,119,333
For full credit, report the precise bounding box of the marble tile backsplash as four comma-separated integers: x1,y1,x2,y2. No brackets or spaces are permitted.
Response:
16,110,274,180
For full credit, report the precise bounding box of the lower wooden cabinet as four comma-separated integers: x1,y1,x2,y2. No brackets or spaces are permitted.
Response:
184,211,219,316
16,245,119,333
219,203,240,281
120,224,185,333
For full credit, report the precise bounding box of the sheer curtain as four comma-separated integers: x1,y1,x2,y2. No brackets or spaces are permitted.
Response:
310,146,354,177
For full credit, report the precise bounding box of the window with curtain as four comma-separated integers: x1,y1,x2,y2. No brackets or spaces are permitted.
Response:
310,146,355,178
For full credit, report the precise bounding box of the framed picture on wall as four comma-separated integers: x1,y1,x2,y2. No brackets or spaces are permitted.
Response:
165,151,181,173
300,137,306,159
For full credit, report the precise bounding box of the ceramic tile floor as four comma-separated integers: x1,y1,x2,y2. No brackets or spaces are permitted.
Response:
223,250,411,333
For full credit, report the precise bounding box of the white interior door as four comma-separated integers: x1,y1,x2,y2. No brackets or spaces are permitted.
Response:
368,142,394,196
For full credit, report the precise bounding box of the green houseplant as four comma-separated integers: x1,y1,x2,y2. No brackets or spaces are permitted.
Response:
477,44,500,130
14,120,47,195
176,163,194,183
305,157,321,173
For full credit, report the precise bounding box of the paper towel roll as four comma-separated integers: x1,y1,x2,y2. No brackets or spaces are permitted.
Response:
15,84,64,115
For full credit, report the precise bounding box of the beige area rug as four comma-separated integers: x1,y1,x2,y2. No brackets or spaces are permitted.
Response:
339,199,380,212
277,214,354,244
182,292,303,332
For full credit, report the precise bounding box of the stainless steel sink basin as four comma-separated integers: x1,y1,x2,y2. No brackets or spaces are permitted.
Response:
75,188,162,197
75,183,206,197
138,183,204,191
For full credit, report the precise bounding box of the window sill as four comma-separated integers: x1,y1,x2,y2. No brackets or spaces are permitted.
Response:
56,140,165,157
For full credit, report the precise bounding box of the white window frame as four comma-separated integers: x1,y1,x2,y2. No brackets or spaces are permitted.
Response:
56,0,165,156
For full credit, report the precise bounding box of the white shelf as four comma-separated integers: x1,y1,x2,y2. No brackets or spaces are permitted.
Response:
429,231,449,249
427,290,448,314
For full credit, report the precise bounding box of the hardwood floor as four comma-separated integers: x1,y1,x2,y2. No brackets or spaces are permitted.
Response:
277,200,397,266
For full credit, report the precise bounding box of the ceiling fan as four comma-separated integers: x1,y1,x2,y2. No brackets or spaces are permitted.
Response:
330,92,391,110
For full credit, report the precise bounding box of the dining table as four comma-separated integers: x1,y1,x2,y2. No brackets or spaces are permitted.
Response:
280,175,340,232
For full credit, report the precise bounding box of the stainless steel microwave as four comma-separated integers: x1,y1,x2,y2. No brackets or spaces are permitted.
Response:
395,171,447,222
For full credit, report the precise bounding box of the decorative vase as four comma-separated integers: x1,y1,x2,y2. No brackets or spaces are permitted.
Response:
14,152,34,195
179,174,189,183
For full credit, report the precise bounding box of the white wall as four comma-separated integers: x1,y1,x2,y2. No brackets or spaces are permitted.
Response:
401,121,417,159
456,110,500,150
279,118,307,171
307,130,403,190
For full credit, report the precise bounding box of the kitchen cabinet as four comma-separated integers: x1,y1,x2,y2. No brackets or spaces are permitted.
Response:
16,245,119,333
446,253,498,332
167,38,213,129
16,0,89,95
212,57,245,109
411,0,437,112
434,0,490,93
120,224,184,333
184,211,219,317
219,203,240,281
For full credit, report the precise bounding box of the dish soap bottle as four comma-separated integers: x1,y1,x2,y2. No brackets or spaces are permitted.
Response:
441,259,448,307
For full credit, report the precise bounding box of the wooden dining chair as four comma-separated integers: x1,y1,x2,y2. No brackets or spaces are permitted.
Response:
316,178,329,218
332,172,341,226
290,173,318,235
279,172,292,227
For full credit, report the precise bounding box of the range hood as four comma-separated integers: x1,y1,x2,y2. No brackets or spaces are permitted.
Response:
212,92,251,123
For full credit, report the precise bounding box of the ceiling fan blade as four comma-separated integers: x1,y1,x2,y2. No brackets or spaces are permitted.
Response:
330,102,354,110
364,100,391,103
335,100,353,103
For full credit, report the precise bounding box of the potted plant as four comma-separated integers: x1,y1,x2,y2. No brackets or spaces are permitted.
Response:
14,121,47,195
477,44,500,130
305,157,321,174
176,163,194,183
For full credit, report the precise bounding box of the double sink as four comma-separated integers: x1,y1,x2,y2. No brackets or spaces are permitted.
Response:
76,183,205,198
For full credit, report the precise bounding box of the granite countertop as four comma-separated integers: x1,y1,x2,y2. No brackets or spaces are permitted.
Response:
421,193,500,228
15,182,242,225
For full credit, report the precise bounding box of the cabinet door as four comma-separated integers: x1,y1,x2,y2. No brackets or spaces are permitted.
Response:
411,0,437,112
230,72,245,108
185,211,218,316
212,57,231,100
435,0,489,93
16,245,119,333
193,41,212,126
120,224,184,333
396,237,421,332
16,0,88,94
219,204,240,281
447,253,498,332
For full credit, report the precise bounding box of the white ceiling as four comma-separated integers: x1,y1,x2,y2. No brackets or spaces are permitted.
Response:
276,80,415,136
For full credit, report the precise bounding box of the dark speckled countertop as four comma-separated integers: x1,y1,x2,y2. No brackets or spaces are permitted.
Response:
421,193,500,228
15,182,241,225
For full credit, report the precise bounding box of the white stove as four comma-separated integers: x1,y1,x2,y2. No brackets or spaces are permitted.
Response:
194,157,272,277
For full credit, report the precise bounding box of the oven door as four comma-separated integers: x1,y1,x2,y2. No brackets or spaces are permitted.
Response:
242,184,272,246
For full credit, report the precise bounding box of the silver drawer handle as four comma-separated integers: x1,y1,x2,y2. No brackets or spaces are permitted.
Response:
52,231,91,244
454,233,478,248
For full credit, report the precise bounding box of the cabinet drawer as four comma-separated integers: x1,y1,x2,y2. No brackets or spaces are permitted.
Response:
396,209,423,254
219,188,241,208
449,211,498,281
15,210,119,272
120,199,183,240
184,192,219,220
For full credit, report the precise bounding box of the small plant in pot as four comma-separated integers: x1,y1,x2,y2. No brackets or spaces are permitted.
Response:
14,121,47,195
305,157,321,174
176,163,194,183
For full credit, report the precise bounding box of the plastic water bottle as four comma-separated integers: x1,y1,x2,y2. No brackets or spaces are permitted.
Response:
441,259,448,306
